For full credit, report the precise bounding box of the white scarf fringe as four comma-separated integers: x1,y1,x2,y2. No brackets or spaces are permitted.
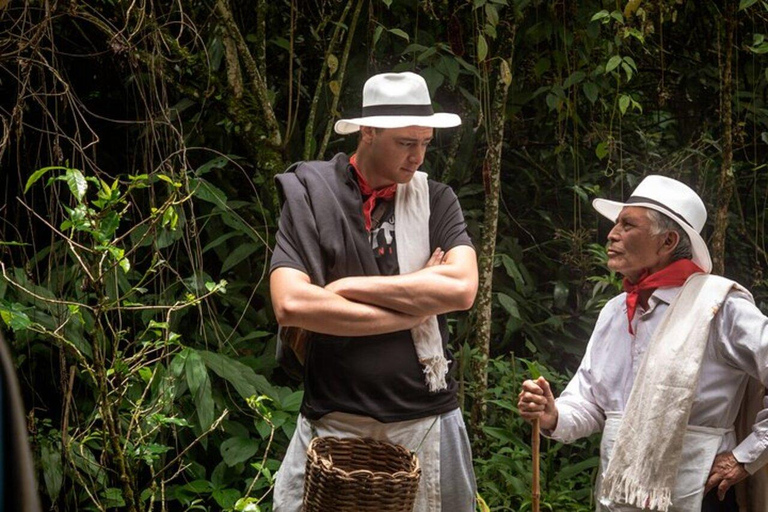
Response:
600,473,673,512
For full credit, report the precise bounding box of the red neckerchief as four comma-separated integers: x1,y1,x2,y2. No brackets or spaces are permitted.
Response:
622,259,703,334
349,154,397,231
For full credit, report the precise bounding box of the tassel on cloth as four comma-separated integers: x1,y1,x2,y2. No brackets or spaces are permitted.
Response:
421,355,449,393
600,473,673,512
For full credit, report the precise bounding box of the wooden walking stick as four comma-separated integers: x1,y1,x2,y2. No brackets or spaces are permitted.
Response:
532,417,540,512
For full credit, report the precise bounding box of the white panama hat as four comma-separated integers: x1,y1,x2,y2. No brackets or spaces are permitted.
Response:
333,72,462,135
592,175,712,273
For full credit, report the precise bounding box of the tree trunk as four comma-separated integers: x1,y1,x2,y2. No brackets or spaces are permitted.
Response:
711,0,736,276
471,50,515,432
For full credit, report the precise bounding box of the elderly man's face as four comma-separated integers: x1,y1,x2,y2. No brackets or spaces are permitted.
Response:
606,206,669,282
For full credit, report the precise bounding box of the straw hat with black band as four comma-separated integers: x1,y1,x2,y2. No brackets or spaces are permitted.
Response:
333,72,461,135
592,175,712,274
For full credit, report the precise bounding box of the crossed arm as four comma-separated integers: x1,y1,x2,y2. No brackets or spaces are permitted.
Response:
270,245,478,337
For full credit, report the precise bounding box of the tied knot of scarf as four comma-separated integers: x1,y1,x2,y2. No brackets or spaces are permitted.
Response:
622,259,704,334
350,154,396,231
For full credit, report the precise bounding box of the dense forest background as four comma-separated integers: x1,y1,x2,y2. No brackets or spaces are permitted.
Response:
1,0,767,510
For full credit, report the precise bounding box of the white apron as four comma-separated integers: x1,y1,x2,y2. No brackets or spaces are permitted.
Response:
596,412,732,512
273,411,441,512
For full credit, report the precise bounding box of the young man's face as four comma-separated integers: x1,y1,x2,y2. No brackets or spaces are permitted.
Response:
358,126,434,188
606,206,669,282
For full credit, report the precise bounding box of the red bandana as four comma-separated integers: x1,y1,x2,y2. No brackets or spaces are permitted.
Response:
349,154,397,231
622,259,703,334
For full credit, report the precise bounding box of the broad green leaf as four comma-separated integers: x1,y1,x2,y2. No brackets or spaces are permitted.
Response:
185,350,215,430
199,350,277,400
497,293,521,320
416,46,438,62
221,243,260,273
0,301,31,331
583,82,599,104
202,232,241,253
553,456,600,481
25,166,69,193
605,55,622,73
739,0,758,10
102,488,126,507
213,488,241,509
234,331,273,343
477,35,488,62
485,4,499,26
220,436,259,466
196,156,229,176
388,28,410,41
596,141,610,160
65,168,88,202
235,497,262,511
382,0,392,7
191,178,228,206
500,254,526,292
590,10,610,21
621,61,634,81
482,426,517,443
41,440,63,500
156,174,181,187
181,479,214,493
545,92,559,111
619,94,631,114
534,58,551,77
563,70,585,89
524,359,542,379
280,390,304,412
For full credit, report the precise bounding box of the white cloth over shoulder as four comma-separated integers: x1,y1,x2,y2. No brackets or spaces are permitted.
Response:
396,171,448,392
599,274,749,511
548,281,768,475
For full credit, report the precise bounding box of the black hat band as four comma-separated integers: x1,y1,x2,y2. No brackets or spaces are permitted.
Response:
626,196,694,228
361,104,435,117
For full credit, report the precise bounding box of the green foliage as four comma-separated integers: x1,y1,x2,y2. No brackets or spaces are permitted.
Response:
2,0,768,510
473,357,600,511
3,164,291,510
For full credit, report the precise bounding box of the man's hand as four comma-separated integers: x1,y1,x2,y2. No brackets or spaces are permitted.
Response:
704,452,748,501
517,376,558,431
424,247,446,268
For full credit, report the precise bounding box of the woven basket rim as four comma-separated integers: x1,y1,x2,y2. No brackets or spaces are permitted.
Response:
307,436,421,478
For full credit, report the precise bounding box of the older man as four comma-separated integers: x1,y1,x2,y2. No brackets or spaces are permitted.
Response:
518,175,768,512
270,72,478,511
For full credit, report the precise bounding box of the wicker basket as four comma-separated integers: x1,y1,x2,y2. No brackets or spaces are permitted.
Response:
303,436,421,512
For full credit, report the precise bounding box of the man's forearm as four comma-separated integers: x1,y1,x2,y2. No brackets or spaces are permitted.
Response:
326,246,478,316
271,268,424,336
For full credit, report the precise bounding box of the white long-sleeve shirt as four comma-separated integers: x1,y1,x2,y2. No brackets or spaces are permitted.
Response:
549,285,768,473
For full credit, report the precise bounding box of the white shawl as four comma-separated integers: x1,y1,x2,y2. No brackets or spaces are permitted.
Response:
395,171,448,392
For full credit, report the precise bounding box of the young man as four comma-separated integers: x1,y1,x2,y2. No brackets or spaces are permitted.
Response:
270,72,479,511
518,175,768,512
